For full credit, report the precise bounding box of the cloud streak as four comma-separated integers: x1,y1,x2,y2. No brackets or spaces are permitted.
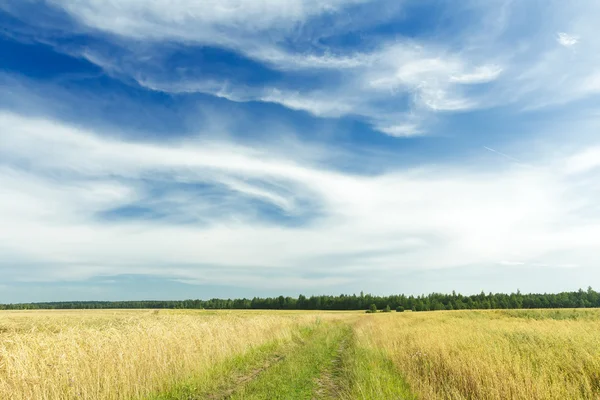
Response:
4,0,507,135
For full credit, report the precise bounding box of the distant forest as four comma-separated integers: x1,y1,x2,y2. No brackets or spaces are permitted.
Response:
2,288,600,311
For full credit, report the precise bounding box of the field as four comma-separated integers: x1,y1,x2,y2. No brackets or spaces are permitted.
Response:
1,309,599,399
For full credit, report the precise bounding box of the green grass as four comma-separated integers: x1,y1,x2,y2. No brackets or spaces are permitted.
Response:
338,331,415,400
229,322,349,399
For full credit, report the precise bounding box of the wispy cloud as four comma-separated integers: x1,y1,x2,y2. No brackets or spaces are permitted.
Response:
49,0,371,42
83,41,501,133
16,1,505,136
2,111,600,289
8,1,600,136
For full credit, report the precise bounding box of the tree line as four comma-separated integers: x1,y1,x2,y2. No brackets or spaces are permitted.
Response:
2,288,599,311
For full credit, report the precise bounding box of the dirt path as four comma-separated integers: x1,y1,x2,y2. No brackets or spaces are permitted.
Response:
207,353,286,400
201,326,319,400
312,327,352,400
312,329,352,400
225,322,351,400
207,323,353,400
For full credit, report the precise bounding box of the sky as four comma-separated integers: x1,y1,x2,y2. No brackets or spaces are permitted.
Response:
1,1,600,302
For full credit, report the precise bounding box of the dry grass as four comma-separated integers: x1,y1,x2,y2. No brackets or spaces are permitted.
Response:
0,309,338,400
356,309,600,400
4,308,599,399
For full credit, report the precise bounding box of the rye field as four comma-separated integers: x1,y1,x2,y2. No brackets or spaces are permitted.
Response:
1,309,599,399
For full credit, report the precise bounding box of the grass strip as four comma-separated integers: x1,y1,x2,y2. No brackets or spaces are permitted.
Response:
338,329,415,399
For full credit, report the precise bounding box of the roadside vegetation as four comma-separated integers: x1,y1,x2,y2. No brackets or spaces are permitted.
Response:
358,309,600,399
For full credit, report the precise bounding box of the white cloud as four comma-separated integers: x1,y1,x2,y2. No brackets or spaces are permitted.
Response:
2,112,600,288
363,45,502,110
250,48,370,71
259,88,356,117
450,65,503,84
417,86,475,111
377,123,423,137
557,32,579,47
49,0,371,52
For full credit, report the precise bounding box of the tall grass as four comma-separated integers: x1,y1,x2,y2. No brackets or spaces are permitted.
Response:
4,308,599,399
0,309,332,400
356,309,600,399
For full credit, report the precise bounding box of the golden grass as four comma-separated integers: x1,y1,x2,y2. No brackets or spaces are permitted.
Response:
355,309,600,400
0,309,339,400
4,308,599,400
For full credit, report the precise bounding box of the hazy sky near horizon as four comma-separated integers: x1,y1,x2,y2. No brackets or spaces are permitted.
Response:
2,1,600,302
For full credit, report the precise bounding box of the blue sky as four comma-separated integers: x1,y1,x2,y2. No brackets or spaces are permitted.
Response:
1,1,600,302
